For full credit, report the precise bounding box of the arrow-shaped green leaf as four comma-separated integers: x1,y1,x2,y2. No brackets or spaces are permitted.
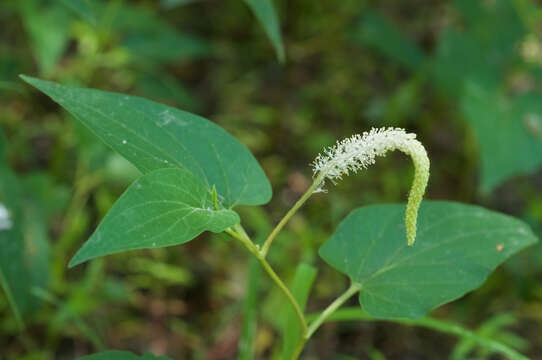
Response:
69,168,239,267
20,75,271,208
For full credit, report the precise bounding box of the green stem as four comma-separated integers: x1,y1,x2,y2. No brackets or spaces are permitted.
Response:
290,339,306,360
290,283,361,360
259,258,308,334
305,283,361,339
306,308,529,360
226,226,308,334
225,228,259,257
260,175,323,258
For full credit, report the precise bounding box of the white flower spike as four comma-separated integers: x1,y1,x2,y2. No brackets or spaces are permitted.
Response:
311,127,430,246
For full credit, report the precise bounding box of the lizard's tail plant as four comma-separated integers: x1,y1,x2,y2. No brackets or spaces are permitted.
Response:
22,78,535,360
261,127,430,257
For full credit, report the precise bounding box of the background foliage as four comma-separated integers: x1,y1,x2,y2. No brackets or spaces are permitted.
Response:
1,0,542,359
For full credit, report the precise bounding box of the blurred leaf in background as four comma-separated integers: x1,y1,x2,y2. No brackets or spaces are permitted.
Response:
461,83,542,193
353,10,425,71
0,137,32,327
78,350,172,360
17,0,71,76
0,134,68,327
243,0,285,63
354,0,542,193
58,0,97,26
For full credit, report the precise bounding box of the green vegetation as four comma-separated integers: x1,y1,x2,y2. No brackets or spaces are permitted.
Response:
1,0,542,359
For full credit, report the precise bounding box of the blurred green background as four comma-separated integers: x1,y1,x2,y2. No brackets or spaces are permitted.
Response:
1,0,542,359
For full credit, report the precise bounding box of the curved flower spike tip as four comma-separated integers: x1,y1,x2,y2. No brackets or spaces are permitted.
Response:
311,127,430,246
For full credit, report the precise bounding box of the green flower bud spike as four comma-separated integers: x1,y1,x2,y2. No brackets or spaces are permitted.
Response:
312,127,430,245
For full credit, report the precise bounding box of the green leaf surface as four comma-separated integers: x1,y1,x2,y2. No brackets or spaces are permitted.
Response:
0,147,64,324
69,168,240,267
100,2,210,64
19,173,69,291
353,10,425,70
20,76,272,207
453,0,485,26
78,351,172,360
0,166,37,326
461,83,542,192
319,201,537,319
59,0,97,25
465,0,525,67
432,0,524,98
160,0,198,9
281,263,317,360
243,0,285,63
21,173,70,220
431,29,499,97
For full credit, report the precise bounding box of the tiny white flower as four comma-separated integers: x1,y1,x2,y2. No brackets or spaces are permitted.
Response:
311,127,430,246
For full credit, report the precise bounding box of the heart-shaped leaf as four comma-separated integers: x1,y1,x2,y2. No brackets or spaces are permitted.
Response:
69,168,239,267
20,76,271,208
319,201,537,319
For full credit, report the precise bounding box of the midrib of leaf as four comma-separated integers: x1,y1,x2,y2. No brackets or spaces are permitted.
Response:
115,204,191,232
225,152,252,208
151,180,208,206
141,105,264,208
109,199,223,241
209,142,232,207
21,76,273,207
58,91,217,192
147,208,205,241
72,98,183,171
128,103,212,187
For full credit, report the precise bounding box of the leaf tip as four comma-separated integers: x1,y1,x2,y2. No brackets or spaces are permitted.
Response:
19,75,43,89
67,252,86,268
19,74,32,83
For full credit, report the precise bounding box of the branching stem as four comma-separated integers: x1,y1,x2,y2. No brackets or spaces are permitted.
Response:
260,175,324,258
226,226,307,334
